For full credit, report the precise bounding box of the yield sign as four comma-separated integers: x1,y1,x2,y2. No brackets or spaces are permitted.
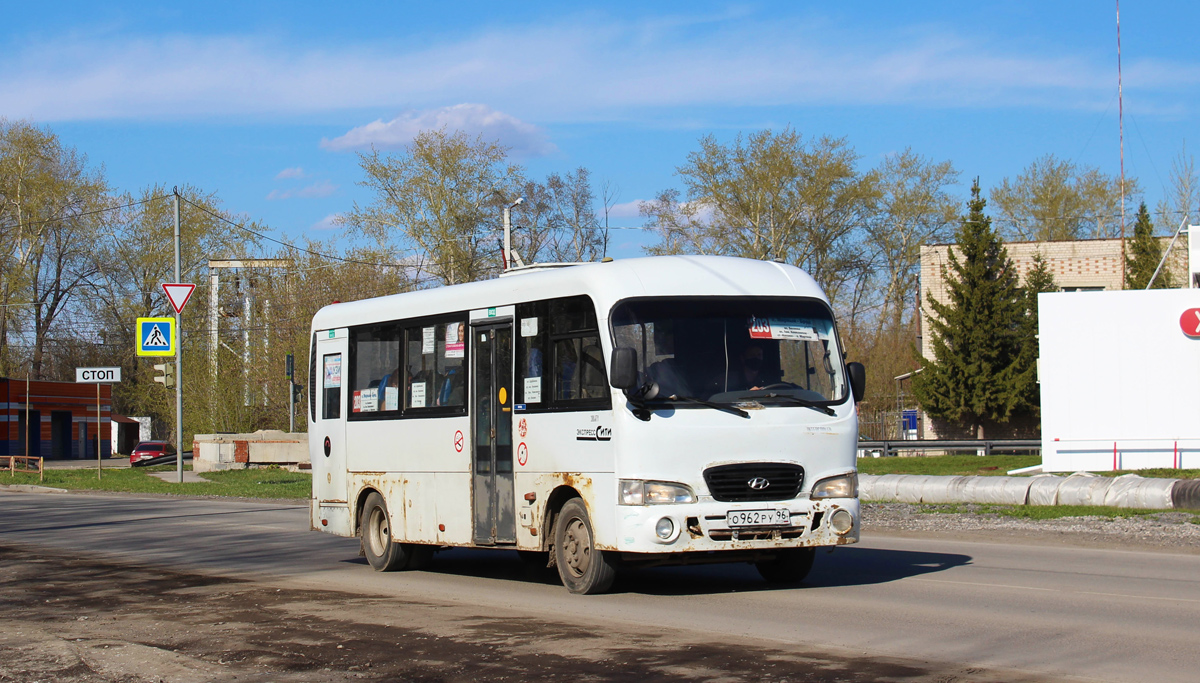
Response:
162,283,196,314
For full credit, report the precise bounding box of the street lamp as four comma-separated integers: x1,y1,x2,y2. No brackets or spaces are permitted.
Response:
503,197,524,271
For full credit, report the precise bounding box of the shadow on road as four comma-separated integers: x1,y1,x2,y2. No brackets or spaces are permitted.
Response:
344,545,972,595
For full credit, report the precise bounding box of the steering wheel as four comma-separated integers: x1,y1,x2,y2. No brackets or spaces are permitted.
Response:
759,382,799,391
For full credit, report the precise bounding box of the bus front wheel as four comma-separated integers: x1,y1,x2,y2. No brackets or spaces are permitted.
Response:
755,547,816,584
362,492,408,571
553,498,617,594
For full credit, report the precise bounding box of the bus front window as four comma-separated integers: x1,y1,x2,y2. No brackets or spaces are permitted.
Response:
610,298,848,406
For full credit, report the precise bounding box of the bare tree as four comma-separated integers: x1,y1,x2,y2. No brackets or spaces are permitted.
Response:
0,120,108,378
342,128,524,285
1156,145,1198,237
867,149,959,331
990,154,1137,241
640,128,878,308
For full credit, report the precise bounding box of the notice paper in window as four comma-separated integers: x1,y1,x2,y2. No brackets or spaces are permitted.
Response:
411,382,427,408
422,327,436,354
524,376,542,404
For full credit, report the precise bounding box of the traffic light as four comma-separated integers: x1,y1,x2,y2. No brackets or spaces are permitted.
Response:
153,363,175,388
292,382,303,404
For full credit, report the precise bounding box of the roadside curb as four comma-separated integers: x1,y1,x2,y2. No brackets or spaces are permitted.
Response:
860,473,1198,510
0,484,68,494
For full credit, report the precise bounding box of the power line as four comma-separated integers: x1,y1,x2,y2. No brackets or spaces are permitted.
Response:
0,196,163,233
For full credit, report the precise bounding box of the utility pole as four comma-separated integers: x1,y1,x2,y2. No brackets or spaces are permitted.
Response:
173,188,183,484
286,352,295,433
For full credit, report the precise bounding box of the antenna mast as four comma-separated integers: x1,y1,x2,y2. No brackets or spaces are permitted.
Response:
1117,0,1127,287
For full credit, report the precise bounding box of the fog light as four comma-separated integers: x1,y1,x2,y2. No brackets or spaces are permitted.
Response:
655,517,675,539
830,509,853,535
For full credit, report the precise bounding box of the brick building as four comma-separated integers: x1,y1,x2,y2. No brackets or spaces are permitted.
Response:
916,235,1190,438
1,378,140,459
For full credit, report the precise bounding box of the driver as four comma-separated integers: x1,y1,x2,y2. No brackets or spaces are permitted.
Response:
727,344,765,392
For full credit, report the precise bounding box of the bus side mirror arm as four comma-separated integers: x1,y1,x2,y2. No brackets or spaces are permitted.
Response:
847,362,866,403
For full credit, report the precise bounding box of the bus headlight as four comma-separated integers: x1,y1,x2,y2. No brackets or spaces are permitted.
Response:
619,480,696,505
809,472,858,500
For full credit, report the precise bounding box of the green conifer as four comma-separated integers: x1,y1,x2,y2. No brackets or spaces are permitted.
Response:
912,180,1037,437
1124,202,1173,289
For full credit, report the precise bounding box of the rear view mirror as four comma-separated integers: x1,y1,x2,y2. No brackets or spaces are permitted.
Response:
847,362,866,402
609,347,638,390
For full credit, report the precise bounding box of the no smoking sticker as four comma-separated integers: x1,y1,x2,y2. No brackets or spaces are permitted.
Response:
454,430,464,452
517,442,528,467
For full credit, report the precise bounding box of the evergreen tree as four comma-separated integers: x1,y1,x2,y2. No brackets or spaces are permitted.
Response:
912,180,1037,438
1125,202,1173,289
1016,251,1057,414
1023,250,1057,334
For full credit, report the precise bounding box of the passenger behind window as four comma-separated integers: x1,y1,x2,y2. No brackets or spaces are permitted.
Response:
437,366,465,406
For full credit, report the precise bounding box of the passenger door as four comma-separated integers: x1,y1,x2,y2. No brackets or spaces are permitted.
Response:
471,323,516,545
315,331,348,506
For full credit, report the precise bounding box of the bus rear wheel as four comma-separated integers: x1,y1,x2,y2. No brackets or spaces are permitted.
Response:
755,547,817,584
553,498,617,594
362,492,409,571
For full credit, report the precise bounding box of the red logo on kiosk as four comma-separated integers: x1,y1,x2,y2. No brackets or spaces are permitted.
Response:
1181,308,1200,338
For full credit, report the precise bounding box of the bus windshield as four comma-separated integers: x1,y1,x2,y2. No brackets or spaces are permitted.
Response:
610,297,848,405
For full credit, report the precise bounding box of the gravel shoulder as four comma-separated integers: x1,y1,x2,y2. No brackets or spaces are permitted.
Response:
862,502,1200,553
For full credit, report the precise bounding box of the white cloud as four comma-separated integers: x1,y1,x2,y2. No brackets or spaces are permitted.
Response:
321,104,556,157
1,18,1195,123
311,213,342,230
605,200,648,220
266,180,337,200
275,166,306,179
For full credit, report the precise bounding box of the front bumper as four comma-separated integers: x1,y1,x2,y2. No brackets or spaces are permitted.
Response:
612,496,859,554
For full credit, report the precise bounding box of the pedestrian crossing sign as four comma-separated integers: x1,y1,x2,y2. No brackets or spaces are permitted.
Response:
136,317,176,357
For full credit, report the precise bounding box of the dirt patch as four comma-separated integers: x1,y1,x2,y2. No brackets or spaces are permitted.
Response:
0,543,1080,683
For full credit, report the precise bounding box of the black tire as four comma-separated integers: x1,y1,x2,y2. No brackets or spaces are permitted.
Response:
361,492,408,571
553,498,617,594
756,547,817,585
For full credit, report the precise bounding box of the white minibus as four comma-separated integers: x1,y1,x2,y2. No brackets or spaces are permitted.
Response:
309,255,865,594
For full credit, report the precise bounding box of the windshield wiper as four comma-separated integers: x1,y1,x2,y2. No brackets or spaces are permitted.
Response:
737,392,836,416
665,394,749,419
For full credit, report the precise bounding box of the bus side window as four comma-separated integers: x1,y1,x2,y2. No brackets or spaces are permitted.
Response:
351,324,401,414
404,319,467,410
322,353,342,420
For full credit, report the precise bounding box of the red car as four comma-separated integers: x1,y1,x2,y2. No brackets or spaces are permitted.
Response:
130,441,177,467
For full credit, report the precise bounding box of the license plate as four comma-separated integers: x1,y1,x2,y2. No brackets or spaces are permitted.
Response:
726,508,790,527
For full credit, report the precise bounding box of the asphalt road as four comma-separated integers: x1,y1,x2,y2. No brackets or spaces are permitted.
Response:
2,490,1198,683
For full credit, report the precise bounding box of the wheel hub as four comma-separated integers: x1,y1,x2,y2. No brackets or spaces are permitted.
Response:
563,517,591,577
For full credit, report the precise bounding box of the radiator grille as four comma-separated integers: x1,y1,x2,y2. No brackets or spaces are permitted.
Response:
703,463,805,502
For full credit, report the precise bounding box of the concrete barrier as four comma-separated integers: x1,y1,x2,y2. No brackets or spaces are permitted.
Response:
859,472,1190,510
193,430,308,472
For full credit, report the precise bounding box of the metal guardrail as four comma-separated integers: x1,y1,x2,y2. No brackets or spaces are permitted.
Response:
857,439,1042,457
1,455,45,482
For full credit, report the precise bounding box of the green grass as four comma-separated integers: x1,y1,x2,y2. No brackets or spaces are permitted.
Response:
0,464,310,499
857,454,1041,477
917,503,1174,520
857,454,1200,480
1094,468,1200,480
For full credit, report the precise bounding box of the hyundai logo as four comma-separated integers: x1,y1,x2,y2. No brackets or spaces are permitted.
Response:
747,477,771,490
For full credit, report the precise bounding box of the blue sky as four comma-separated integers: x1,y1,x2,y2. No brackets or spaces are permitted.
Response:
3,1,1197,258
